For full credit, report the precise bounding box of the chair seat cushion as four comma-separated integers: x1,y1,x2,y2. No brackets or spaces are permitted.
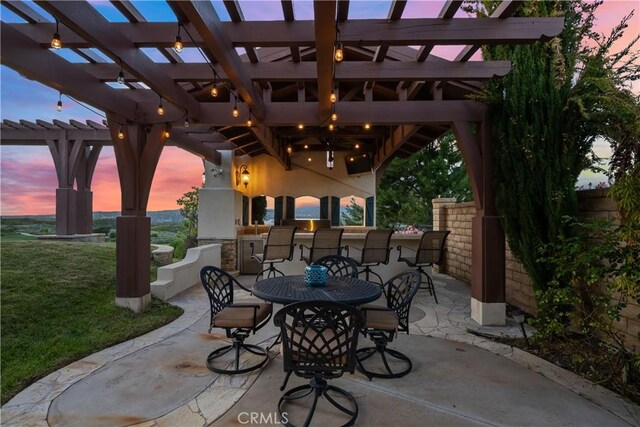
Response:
361,304,398,331
252,253,264,262
212,303,271,328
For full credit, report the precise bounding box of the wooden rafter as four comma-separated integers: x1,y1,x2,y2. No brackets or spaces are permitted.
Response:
314,0,336,120
7,17,563,48
36,1,201,118
109,0,146,23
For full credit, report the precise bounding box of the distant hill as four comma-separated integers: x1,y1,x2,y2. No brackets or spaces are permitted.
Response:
3,210,183,225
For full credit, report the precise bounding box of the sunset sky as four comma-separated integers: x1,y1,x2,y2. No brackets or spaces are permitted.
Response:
1,0,638,215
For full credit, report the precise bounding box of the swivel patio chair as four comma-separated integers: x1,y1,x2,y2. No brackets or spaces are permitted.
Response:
250,225,297,282
356,271,421,380
397,230,450,303
274,301,364,427
299,228,344,265
200,266,272,374
313,255,358,278
345,229,393,285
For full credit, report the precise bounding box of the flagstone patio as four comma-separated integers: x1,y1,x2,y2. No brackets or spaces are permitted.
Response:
3,273,639,426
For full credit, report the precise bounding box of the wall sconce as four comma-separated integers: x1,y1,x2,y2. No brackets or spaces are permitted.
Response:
236,164,250,189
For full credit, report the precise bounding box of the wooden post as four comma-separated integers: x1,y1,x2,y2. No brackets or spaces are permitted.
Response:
107,115,166,313
452,115,506,325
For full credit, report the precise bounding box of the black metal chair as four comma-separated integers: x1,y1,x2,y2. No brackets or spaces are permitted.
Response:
345,229,393,285
200,266,272,374
274,301,364,427
397,230,450,303
250,225,297,282
356,271,421,380
299,228,344,265
313,255,358,278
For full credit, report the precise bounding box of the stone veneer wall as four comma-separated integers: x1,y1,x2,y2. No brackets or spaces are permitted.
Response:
432,190,638,350
198,238,237,272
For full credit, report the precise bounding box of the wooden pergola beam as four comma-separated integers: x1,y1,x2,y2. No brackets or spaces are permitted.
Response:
7,17,564,48
77,60,512,82
36,1,201,119
336,0,349,23
198,100,485,125
373,125,419,169
0,25,139,120
109,0,146,23
176,1,265,119
2,0,48,23
314,0,336,120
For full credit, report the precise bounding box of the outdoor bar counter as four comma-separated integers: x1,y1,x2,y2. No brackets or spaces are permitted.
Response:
238,229,424,283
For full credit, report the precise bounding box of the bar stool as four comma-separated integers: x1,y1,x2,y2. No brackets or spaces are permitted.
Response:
250,225,297,281
299,228,344,264
346,229,393,285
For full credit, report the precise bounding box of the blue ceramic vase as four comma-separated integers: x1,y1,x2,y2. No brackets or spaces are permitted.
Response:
304,265,328,287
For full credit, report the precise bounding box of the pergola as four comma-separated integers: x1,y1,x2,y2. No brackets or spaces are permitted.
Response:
0,0,563,323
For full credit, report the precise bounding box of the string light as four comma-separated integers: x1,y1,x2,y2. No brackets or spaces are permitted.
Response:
355,143,360,149
328,123,334,131
56,92,62,112
210,85,218,97
287,144,292,154
297,123,304,130
307,157,312,162
330,88,337,103
364,123,371,130
331,112,337,122
246,109,253,127
334,43,344,62
163,126,171,139
157,95,164,116
173,22,183,53
350,156,355,162
117,69,125,85
51,19,62,50
304,144,309,149
232,97,239,117
117,127,125,140
184,112,190,128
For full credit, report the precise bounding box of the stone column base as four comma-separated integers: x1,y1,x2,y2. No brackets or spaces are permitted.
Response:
198,238,237,273
471,297,505,325
116,294,151,313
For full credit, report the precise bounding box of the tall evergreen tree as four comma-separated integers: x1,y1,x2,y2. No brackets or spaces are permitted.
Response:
376,132,471,228
341,197,364,225
473,0,639,290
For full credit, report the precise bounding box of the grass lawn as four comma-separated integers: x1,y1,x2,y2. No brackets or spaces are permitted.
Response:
0,241,183,404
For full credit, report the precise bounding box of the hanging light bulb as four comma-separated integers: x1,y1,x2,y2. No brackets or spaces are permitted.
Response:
307,157,312,162
173,23,183,53
117,70,126,85
331,112,337,122
163,127,171,139
157,96,164,116
355,143,360,149
334,42,344,62
364,123,371,130
184,117,190,128
232,97,239,117
350,156,355,162
51,19,62,50
247,109,253,127
118,127,125,140
328,123,335,131
287,144,292,154
304,144,309,149
56,92,62,112
330,89,337,103
210,85,218,97
297,123,304,130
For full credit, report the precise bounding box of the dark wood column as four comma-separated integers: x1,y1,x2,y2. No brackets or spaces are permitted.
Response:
75,144,102,234
107,115,166,312
452,114,505,324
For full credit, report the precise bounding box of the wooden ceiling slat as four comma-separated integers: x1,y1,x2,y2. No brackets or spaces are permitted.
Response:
223,0,260,64
336,0,349,23
37,1,201,118
109,0,146,23
36,120,58,129
19,119,45,130
159,47,184,64
87,120,108,130
0,25,138,119
282,0,294,21
2,1,48,23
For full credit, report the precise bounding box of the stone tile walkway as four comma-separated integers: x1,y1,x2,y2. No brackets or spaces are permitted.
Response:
2,272,639,426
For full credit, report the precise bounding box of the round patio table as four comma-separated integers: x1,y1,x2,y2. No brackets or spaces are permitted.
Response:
252,275,381,305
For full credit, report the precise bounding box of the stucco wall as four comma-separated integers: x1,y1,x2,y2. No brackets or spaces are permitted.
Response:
432,190,638,350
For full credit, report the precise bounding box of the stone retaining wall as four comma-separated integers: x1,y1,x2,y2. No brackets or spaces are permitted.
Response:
432,190,638,350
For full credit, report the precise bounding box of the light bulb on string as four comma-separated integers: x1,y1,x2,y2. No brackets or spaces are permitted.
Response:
118,127,125,140
163,126,171,139
334,42,344,62
173,23,183,53
297,123,304,130
355,143,360,149
304,144,309,149
211,84,218,97
329,123,334,131
157,96,164,116
232,97,239,118
247,109,253,127
364,123,371,130
56,92,62,112
51,19,62,50
117,70,125,85
287,144,292,154
331,112,337,122
330,89,337,103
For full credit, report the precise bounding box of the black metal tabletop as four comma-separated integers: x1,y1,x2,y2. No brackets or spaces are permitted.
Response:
252,275,382,305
